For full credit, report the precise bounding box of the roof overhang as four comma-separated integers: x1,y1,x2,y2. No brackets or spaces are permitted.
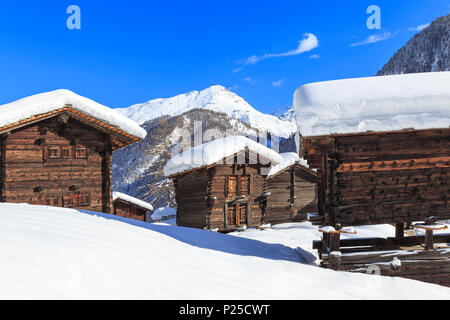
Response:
0,106,143,151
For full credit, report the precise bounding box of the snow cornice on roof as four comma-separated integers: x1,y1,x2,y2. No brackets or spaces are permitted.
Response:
164,135,282,177
294,71,450,137
0,89,147,148
112,192,153,212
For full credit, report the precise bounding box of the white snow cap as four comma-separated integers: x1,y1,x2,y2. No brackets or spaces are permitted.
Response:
116,85,297,139
267,152,310,177
164,135,282,177
294,72,450,136
112,192,153,211
0,89,147,139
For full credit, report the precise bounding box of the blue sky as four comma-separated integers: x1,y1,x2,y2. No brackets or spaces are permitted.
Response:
0,1,448,114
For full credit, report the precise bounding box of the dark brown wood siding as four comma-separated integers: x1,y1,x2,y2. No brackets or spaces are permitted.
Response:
113,199,148,221
2,116,113,213
265,165,317,225
302,128,450,226
174,167,210,229
207,164,266,231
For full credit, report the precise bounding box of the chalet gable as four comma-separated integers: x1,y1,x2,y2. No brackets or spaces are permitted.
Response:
0,89,147,150
164,136,282,178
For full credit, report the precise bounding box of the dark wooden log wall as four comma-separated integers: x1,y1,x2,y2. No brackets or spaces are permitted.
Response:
113,199,148,222
207,163,266,231
302,128,450,226
173,167,210,229
1,116,114,213
321,247,450,287
265,165,317,225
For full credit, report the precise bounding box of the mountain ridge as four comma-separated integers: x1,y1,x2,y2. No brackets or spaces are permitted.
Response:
377,14,449,75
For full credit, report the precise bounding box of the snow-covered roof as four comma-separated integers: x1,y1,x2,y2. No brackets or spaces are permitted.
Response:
112,192,153,211
294,72,450,136
267,153,311,177
164,136,282,177
0,89,147,140
151,207,177,221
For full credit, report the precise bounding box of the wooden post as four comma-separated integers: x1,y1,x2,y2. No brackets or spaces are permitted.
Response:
395,223,405,238
425,229,434,250
322,233,330,253
329,233,341,252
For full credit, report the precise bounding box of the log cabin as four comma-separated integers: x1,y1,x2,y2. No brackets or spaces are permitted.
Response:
265,153,318,224
0,89,146,213
113,191,153,222
164,136,318,232
294,72,450,286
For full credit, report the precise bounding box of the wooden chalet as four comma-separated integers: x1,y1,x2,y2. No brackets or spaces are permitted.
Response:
0,89,146,214
264,153,318,224
294,72,450,286
113,192,153,222
165,137,318,232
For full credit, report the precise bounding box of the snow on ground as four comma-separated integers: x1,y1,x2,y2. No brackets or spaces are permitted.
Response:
294,72,450,136
0,203,449,299
151,207,177,221
230,222,396,264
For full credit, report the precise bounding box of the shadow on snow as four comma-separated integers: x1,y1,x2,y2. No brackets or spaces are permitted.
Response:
79,209,316,264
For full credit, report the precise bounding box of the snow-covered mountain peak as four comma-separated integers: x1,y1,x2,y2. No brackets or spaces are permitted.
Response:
115,85,297,139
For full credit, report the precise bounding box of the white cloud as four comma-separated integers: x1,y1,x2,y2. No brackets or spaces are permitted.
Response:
272,79,285,87
350,32,396,47
309,54,320,59
243,77,257,85
408,23,430,32
234,33,319,72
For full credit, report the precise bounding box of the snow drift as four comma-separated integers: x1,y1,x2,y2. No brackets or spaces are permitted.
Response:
0,203,449,299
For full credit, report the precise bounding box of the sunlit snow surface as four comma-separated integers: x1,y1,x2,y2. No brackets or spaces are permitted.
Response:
0,203,449,299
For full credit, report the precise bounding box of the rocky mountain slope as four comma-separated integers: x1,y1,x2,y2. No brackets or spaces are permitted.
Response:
377,14,449,75
116,85,297,139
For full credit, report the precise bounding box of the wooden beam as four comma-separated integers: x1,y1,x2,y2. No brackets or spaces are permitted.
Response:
396,223,405,238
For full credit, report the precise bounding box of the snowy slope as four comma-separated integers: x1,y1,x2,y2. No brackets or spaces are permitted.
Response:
116,85,297,139
294,72,450,136
1,203,449,299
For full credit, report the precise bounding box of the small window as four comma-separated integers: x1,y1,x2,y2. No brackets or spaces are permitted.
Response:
80,193,91,206
48,147,60,159
225,176,237,198
75,146,87,159
46,194,59,206
239,176,250,195
63,195,73,208
61,146,71,159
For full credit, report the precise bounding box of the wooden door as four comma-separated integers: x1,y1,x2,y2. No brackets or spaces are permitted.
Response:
227,205,236,226
237,204,247,226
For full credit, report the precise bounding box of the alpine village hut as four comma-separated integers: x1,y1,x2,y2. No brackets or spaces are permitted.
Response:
113,191,154,222
265,153,318,224
0,89,147,214
294,72,450,286
164,136,317,232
